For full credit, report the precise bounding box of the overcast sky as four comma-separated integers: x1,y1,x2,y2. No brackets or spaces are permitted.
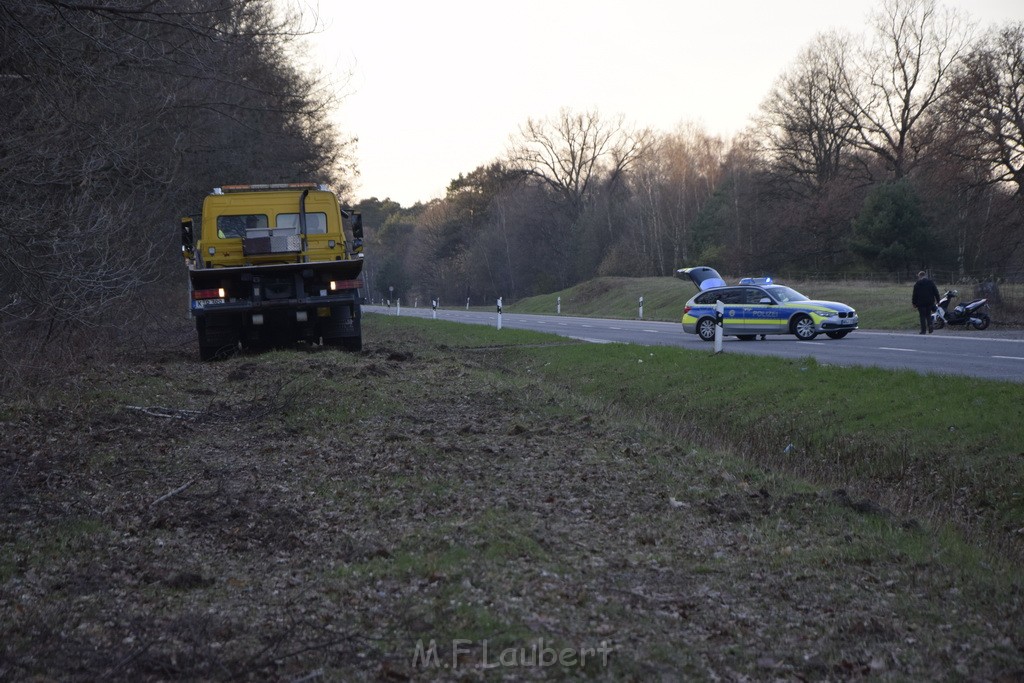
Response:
307,0,1024,206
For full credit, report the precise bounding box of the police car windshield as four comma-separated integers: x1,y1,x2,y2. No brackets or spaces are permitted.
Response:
765,285,809,303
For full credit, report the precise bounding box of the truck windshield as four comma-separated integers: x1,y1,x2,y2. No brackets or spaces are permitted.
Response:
276,212,327,235
217,214,268,238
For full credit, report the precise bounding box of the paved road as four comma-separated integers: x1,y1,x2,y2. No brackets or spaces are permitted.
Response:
366,306,1024,383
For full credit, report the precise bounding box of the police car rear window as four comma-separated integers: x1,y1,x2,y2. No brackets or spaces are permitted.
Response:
695,288,746,304
694,291,718,305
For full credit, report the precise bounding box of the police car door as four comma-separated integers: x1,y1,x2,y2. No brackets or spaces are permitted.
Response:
718,288,746,334
744,287,776,334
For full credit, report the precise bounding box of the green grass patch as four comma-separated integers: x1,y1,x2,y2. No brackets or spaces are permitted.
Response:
365,315,1024,563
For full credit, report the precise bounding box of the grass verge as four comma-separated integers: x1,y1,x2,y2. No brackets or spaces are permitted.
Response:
1,313,1022,681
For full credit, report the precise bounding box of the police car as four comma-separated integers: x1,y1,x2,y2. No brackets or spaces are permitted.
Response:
677,266,858,341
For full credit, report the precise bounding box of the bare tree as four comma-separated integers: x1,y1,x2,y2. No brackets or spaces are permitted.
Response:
758,32,859,195
841,0,974,180
506,109,653,214
504,109,652,285
625,125,725,275
943,23,1024,196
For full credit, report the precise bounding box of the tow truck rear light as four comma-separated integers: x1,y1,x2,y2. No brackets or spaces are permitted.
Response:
193,287,226,300
329,279,363,291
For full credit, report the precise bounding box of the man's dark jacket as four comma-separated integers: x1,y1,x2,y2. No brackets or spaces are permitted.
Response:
912,277,940,309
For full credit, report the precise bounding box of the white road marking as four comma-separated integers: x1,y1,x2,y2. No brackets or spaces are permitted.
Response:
879,347,917,352
993,355,1024,361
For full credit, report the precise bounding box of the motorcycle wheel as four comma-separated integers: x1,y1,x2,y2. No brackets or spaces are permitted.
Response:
971,313,991,331
933,317,945,330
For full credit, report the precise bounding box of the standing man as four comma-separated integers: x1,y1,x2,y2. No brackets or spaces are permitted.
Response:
912,271,940,334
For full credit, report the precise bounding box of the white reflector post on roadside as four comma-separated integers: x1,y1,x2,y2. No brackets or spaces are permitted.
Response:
714,300,724,354
497,297,503,330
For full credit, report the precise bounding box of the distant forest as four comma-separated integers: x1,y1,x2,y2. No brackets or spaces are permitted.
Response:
1,0,1022,377
358,0,1024,305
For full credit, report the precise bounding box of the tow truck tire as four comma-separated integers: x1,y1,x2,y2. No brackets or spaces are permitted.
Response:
196,319,233,361
324,335,363,352
696,317,717,342
792,314,818,341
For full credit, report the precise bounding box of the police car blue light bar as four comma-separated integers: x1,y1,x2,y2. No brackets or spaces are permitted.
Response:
739,277,773,285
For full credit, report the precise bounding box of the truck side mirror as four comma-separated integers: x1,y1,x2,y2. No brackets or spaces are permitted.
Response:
181,217,194,253
349,212,363,256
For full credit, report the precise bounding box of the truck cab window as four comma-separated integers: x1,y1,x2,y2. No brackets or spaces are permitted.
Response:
217,214,267,238
276,212,328,235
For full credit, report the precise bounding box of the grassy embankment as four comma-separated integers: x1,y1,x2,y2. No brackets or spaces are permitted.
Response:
375,314,1024,562
504,276,1024,329
2,312,1023,679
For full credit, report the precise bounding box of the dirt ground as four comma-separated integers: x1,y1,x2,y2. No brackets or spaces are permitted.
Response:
1,320,1023,681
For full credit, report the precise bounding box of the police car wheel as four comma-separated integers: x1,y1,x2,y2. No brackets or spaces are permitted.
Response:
696,317,717,341
825,331,850,339
792,314,818,340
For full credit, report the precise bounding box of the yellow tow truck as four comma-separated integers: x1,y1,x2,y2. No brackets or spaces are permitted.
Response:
180,183,364,360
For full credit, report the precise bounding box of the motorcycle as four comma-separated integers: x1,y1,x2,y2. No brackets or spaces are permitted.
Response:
931,289,991,330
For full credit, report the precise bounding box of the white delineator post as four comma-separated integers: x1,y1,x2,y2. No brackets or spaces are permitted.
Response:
638,295,644,320
396,298,401,316
496,297,503,330
432,298,437,319
557,296,561,315
714,299,724,354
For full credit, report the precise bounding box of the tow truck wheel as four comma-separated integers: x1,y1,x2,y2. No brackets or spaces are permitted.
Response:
696,317,717,342
324,335,363,352
198,344,219,361
792,314,818,341
196,319,234,361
